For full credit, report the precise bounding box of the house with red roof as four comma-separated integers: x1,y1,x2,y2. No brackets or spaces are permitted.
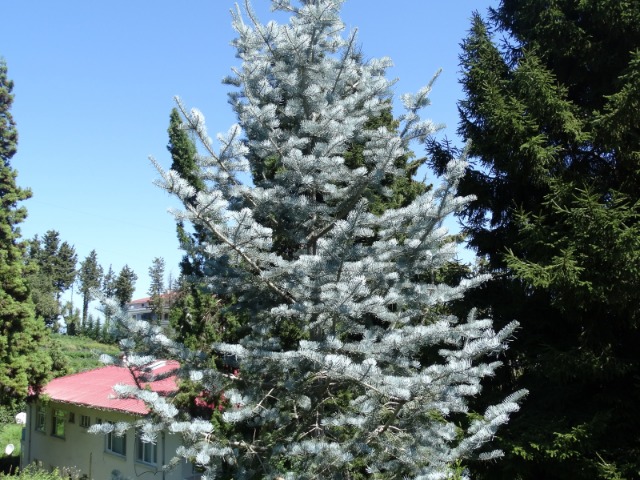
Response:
127,292,177,328
21,360,197,480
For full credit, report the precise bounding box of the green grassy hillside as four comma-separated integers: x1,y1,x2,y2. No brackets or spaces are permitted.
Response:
50,334,120,375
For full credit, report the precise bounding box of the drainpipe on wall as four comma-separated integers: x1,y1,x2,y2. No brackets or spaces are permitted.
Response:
161,431,166,480
26,403,33,467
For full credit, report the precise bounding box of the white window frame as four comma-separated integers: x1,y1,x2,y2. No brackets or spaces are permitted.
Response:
135,431,158,465
80,415,91,428
106,423,126,457
52,409,65,438
35,406,46,433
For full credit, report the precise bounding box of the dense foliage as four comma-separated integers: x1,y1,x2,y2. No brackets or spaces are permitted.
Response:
166,106,239,351
0,59,55,407
429,1,640,478
26,230,77,326
0,464,81,480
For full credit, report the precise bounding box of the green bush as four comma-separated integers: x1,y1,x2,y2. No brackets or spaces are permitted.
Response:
0,404,25,425
0,464,79,479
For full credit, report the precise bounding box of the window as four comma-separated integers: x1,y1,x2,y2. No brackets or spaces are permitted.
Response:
135,432,158,465
106,424,126,456
68,412,75,424
35,406,46,433
52,409,65,437
80,415,91,428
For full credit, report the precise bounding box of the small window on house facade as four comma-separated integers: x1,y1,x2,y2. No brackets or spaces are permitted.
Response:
35,406,46,432
52,409,65,437
80,415,91,428
106,424,126,456
135,432,158,465
68,412,75,423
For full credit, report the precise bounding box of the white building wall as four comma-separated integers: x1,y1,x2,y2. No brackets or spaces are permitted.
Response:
22,401,194,480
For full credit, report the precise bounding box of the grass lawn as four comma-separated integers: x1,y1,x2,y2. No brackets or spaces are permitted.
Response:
0,423,21,456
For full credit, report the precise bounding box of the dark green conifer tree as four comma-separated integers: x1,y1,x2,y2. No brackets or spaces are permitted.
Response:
114,265,137,307
101,264,117,328
38,230,77,301
147,256,166,324
429,3,640,478
165,107,229,349
77,249,103,325
0,59,53,406
27,230,78,325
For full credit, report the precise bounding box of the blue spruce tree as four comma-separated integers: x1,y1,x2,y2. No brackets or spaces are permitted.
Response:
104,1,525,478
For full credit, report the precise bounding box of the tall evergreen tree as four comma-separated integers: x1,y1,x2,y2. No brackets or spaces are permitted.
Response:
0,58,53,406
54,241,77,297
114,265,138,307
101,264,117,326
39,230,78,301
106,2,525,478
25,249,60,325
147,256,166,324
429,3,640,478
102,264,117,297
166,106,232,350
167,107,207,275
27,230,78,324
77,250,103,325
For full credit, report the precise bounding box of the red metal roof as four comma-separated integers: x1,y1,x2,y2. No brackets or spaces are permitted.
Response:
42,361,179,415
128,292,176,306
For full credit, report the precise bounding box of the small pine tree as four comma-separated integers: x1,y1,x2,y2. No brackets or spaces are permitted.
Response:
106,2,525,478
61,301,81,336
92,316,101,340
84,315,94,339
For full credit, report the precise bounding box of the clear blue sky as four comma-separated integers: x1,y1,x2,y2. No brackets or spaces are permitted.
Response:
3,0,494,305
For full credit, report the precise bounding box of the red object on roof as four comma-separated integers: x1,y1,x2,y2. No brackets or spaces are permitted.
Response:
41,360,179,415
